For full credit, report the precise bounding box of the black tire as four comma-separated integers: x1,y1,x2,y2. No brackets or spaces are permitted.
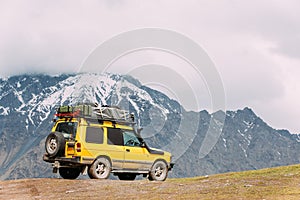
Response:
117,173,136,181
87,171,94,179
45,132,65,157
88,157,111,179
148,160,168,181
59,167,81,179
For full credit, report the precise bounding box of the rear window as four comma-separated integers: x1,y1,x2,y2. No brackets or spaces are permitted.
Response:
55,122,77,139
86,127,104,144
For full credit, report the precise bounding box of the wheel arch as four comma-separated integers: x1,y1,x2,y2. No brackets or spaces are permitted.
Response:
149,158,169,172
152,158,168,167
91,155,112,167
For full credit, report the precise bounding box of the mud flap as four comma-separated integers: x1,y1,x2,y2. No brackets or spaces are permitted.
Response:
82,166,88,175
52,161,60,173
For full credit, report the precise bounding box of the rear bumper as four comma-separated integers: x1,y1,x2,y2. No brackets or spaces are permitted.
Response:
43,154,81,164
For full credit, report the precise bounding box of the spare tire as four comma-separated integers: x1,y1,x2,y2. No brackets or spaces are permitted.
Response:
45,132,65,157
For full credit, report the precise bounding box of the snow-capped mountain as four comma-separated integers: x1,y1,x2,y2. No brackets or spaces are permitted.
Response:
0,73,300,180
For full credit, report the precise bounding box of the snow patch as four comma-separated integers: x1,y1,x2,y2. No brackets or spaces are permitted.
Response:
16,82,21,88
223,138,227,148
0,106,10,115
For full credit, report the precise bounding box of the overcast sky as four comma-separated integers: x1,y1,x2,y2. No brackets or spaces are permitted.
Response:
0,0,299,133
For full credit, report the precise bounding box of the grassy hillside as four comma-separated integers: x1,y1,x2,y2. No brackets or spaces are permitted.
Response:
1,164,300,199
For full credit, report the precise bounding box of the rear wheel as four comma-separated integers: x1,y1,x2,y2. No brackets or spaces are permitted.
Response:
88,157,111,179
117,173,136,181
148,160,168,181
45,132,65,157
59,167,81,179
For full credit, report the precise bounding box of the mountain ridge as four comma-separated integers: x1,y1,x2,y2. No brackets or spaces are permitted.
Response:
0,73,299,180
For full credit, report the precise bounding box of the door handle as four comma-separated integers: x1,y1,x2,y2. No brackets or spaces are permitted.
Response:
126,149,130,152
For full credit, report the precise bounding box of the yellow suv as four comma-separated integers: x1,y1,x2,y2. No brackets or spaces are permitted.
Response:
43,104,173,181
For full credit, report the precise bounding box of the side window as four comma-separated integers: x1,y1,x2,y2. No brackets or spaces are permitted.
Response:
85,127,104,144
123,131,142,147
107,128,123,146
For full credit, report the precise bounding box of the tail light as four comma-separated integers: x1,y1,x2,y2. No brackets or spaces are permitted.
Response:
76,143,81,152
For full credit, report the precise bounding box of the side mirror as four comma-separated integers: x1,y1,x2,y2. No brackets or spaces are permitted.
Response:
141,141,146,147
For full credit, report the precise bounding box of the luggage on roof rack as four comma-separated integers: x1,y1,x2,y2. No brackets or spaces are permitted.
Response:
55,104,134,123
57,105,73,113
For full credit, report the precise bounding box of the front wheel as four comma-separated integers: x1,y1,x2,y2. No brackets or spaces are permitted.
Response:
59,167,81,179
88,157,111,179
148,160,168,181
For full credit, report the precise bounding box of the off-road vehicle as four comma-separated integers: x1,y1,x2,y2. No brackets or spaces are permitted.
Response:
43,104,173,181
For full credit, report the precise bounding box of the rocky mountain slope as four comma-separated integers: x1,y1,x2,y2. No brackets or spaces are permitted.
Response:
0,73,299,180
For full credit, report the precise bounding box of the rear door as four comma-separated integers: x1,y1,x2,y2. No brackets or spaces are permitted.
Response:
106,128,125,169
55,121,78,156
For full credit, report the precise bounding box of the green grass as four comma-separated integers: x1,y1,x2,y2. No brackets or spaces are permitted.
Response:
167,164,300,199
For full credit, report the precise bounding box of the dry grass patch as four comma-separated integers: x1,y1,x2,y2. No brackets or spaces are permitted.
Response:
1,165,300,199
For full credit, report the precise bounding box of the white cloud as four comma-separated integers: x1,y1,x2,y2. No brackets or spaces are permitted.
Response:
0,0,299,132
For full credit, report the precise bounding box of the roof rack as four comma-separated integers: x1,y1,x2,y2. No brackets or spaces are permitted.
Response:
55,104,135,124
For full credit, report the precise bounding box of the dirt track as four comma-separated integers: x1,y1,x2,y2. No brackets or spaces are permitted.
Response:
0,178,192,200
2,164,300,200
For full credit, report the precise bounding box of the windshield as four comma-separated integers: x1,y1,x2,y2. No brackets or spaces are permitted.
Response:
55,122,78,139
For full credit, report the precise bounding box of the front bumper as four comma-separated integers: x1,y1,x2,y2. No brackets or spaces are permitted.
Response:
169,163,175,171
